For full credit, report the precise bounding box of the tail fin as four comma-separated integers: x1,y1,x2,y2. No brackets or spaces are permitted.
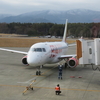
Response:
62,19,68,42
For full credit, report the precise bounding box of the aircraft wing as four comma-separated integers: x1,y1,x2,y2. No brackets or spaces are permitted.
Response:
68,43,76,47
0,48,28,55
59,54,76,59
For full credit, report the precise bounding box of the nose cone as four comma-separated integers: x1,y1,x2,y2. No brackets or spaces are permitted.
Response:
27,52,44,66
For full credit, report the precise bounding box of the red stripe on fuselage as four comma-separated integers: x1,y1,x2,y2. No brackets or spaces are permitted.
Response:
49,44,62,58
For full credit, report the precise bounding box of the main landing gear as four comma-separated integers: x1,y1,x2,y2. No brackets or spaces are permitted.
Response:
36,65,43,75
64,62,68,68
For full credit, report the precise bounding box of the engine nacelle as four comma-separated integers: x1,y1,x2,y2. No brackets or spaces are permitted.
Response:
22,56,29,66
67,58,78,68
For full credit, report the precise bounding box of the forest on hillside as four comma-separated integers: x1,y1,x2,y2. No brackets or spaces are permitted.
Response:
0,22,100,38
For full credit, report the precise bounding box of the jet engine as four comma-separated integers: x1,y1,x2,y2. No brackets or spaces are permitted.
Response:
67,58,78,68
22,56,29,65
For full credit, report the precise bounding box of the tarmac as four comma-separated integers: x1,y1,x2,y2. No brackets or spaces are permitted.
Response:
0,46,100,100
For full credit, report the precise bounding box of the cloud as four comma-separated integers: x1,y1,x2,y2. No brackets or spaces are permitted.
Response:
0,0,100,15
0,0,44,6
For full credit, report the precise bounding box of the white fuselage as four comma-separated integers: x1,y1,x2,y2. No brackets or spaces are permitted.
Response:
27,41,68,66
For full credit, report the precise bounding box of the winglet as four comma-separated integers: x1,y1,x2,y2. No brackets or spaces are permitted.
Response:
62,19,68,42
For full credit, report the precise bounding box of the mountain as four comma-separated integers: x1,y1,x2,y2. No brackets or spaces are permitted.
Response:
0,9,100,23
0,14,12,20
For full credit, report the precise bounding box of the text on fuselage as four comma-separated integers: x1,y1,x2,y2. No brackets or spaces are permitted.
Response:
49,45,62,58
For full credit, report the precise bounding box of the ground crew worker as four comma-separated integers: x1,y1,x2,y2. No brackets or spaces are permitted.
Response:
58,64,63,79
55,84,61,95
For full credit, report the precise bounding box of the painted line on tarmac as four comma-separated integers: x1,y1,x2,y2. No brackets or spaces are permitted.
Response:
0,84,100,92
17,77,37,84
17,66,57,84
42,66,57,75
33,86,100,92
34,66,57,85
32,75,46,77
31,65,57,77
0,84,26,87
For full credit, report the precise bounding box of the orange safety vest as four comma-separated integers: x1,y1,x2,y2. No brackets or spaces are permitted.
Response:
55,86,60,91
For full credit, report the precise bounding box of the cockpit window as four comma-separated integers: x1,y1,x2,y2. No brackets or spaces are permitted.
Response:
32,48,46,52
42,48,46,52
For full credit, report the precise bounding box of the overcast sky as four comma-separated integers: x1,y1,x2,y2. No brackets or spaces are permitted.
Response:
0,0,100,15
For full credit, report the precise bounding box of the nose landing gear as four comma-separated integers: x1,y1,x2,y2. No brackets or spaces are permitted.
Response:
36,70,41,75
36,65,43,75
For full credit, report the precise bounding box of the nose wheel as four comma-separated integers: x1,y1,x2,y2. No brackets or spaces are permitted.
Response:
36,65,43,75
36,70,41,75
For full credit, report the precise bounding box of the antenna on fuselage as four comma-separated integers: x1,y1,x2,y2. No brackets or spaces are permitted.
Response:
62,19,68,42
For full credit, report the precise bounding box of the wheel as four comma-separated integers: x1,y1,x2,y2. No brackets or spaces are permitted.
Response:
39,71,41,75
65,63,68,68
31,87,33,90
36,71,38,75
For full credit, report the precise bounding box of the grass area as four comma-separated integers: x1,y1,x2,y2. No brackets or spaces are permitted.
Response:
0,33,21,37
0,37,76,47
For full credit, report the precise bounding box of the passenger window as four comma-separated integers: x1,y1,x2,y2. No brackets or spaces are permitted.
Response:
89,48,92,54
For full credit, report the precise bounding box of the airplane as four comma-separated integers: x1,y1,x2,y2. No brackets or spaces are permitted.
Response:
0,19,78,75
